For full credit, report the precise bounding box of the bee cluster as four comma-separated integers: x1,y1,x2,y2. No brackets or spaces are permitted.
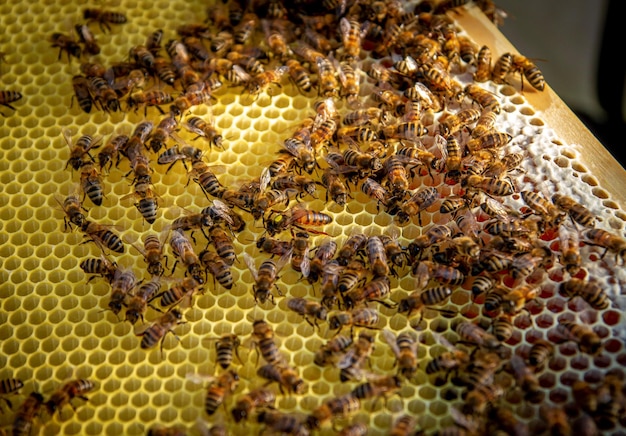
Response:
3,0,626,435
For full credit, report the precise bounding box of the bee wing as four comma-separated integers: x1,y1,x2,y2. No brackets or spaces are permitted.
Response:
185,372,216,386
274,247,294,272
339,17,351,40
381,329,401,358
62,127,75,150
300,246,310,278
211,199,235,227
428,330,457,352
482,196,509,219
259,166,271,192
434,134,447,160
336,348,357,369
244,252,259,281
231,64,252,83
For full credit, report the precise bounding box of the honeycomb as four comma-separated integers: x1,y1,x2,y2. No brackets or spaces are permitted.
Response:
0,0,625,435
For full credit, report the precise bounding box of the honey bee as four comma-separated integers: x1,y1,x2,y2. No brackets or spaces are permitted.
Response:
257,410,309,435
397,286,454,321
438,108,481,137
316,56,340,98
337,61,360,106
105,268,137,316
190,160,224,199
282,121,316,174
466,131,512,152
557,319,602,355
364,236,389,278
407,224,452,260
148,115,178,153
412,261,465,289
521,190,563,224
71,76,93,114
64,131,100,171
464,83,500,114
199,249,233,290
320,167,350,208
12,392,45,436
360,178,389,210
583,228,626,264
320,261,344,309
74,24,100,55
264,206,333,236
83,8,127,32
336,332,375,382
56,190,87,231
204,199,246,233
508,355,543,402
146,424,188,436
509,247,551,281
127,89,173,115
205,333,241,370
204,370,239,416
0,378,23,410
306,393,362,430
527,338,554,370
560,278,609,310
382,330,419,379
46,379,95,415
208,225,236,266
170,86,215,117
492,52,513,84
425,332,470,378
314,334,353,367
125,278,161,325
245,249,292,305
80,255,118,283
257,362,305,395
138,308,185,352
286,59,313,93
455,321,501,350
81,220,124,253
98,134,127,173
471,110,498,138
482,285,509,313
351,374,403,403
50,32,81,62
403,80,442,112
339,17,364,61
328,307,380,336
382,120,429,141
472,45,492,82
337,258,368,295
540,404,571,436
184,115,223,149
552,193,596,228
256,236,292,258
159,277,202,307
381,155,410,195
462,380,505,415
169,229,204,283
396,186,439,226
152,56,177,86
251,319,287,368
342,146,383,173
512,54,545,92
246,65,290,98
343,276,392,310
290,231,311,276
231,387,276,423
88,76,120,112
461,174,514,196
301,239,335,283
491,313,514,342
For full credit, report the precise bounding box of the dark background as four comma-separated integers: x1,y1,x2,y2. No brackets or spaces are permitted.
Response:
495,0,626,169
